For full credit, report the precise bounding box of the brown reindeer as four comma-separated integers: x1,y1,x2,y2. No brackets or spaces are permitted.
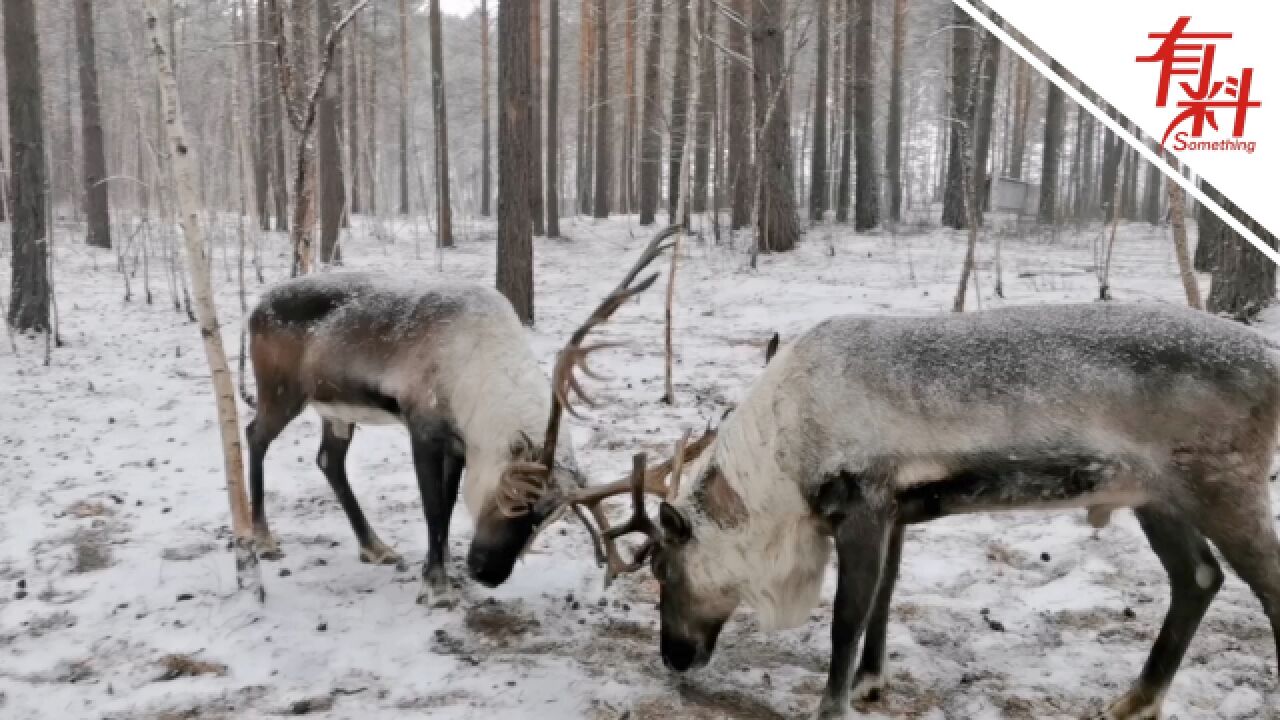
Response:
245,228,678,607
575,303,1280,720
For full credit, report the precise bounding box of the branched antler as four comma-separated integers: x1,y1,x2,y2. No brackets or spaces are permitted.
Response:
493,227,681,519
568,423,716,585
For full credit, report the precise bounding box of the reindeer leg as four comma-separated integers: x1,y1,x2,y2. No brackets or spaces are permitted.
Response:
852,523,905,705
316,420,402,568
816,505,892,720
409,421,462,609
1098,505,1222,720
246,396,303,560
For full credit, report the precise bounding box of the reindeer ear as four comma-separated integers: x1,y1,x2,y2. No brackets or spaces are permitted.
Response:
659,502,693,544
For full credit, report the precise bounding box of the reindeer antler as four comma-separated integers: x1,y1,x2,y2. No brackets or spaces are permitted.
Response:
495,227,681,519
567,423,716,585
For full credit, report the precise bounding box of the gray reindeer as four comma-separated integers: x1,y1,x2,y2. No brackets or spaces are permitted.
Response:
244,228,678,607
576,302,1280,720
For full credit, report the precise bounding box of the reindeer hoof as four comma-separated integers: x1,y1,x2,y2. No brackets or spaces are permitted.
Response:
416,578,459,610
358,540,402,567
812,695,851,720
851,672,884,704
1088,690,1163,720
255,532,283,560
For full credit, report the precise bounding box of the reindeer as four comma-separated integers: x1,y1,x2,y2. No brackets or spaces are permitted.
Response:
244,228,677,607
573,303,1280,720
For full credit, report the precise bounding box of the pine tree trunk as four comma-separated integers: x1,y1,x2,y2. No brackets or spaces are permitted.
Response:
971,27,1000,223
1206,201,1276,322
637,0,663,226
623,0,638,213
398,0,410,215
1142,156,1162,225
834,0,855,223
266,0,290,232
808,0,829,223
1037,61,1065,225
251,0,272,228
145,0,263,600
885,0,906,222
726,0,752,229
428,0,453,246
1166,175,1201,309
316,0,346,264
480,0,492,217
1006,58,1030,179
940,6,973,229
5,0,51,333
545,0,561,235
692,0,716,215
74,0,111,249
852,0,878,230
1099,121,1123,222
592,0,610,219
752,0,800,253
577,0,594,214
497,0,534,324
668,0,692,225
1074,102,1094,220
345,11,361,215
525,0,546,230
529,0,545,234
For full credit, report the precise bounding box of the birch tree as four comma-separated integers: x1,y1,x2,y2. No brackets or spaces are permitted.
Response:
144,0,263,601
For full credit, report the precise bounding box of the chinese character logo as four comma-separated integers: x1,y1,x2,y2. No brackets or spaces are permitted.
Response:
1137,17,1260,153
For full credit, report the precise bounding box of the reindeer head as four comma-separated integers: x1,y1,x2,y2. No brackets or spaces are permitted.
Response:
474,227,681,587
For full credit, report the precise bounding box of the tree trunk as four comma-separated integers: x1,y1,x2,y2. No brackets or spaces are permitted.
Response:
398,0,410,215
1143,156,1162,225
529,0,545,234
885,0,906,222
1006,58,1030,179
345,10,361,215
623,0,638,213
1099,121,1123,222
592,0,610,219
835,0,855,223
1074,101,1094,220
497,0,534,324
577,0,594,214
480,0,492,216
316,0,347,264
266,0,290,231
73,0,111,249
852,0,878,230
546,0,561,235
1206,200,1276,322
692,0,716,215
428,0,453,247
1037,60,1065,224
250,1,272,228
4,0,51,333
144,0,263,601
668,0,692,225
940,7,973,229
971,26,1000,223
726,0,752,229
808,0,829,223
1166,175,1201,309
637,0,663,226
752,0,800,253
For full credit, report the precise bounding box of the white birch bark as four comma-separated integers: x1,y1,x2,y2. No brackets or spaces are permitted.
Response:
144,0,264,601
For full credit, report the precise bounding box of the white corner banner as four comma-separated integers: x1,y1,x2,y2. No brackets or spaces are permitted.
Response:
971,1,1280,256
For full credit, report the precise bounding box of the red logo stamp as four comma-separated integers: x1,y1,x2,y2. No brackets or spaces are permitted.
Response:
1137,17,1259,153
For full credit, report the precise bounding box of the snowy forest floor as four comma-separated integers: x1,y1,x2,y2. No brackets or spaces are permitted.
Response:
1,213,1278,720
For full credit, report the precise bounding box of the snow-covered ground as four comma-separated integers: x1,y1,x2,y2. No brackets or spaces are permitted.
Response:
1,214,1277,719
